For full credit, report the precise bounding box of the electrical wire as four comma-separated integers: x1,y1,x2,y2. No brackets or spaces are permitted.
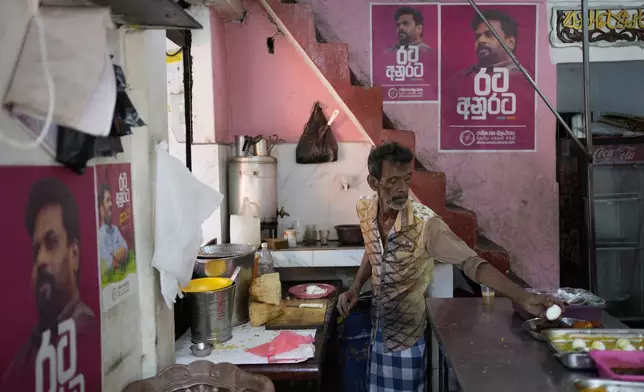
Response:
0,4,55,149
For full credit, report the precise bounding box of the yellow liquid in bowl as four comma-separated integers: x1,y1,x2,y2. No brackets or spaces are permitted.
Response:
182,277,233,293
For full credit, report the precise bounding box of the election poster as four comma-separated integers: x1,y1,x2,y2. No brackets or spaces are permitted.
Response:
440,4,538,151
371,3,439,103
0,166,102,392
95,163,137,312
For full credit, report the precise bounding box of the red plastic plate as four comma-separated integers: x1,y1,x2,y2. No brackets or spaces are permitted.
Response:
288,283,336,299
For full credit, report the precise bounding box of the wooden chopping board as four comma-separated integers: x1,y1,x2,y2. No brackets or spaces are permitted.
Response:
265,299,328,330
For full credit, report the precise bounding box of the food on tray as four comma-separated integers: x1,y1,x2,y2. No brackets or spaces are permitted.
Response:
550,333,644,353
546,304,563,321
249,272,281,305
305,285,327,295
572,338,587,351
591,341,606,351
571,320,602,329
616,338,631,349
249,301,283,327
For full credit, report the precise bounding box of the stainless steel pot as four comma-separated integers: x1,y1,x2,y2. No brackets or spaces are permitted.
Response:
190,282,236,344
195,244,256,326
227,156,277,223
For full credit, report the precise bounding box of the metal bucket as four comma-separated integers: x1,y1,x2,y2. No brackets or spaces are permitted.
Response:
195,244,256,326
190,282,236,344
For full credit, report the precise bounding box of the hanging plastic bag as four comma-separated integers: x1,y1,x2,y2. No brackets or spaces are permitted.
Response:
55,126,96,174
295,102,339,164
111,64,146,137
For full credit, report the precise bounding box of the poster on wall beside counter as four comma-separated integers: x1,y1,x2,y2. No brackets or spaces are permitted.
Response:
0,167,102,392
439,4,538,152
550,7,644,48
370,3,439,103
96,163,137,311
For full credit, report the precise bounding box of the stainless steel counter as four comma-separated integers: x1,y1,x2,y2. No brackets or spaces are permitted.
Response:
427,298,626,392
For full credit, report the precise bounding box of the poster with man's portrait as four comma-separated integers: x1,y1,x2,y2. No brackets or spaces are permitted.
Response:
96,163,137,312
0,167,102,392
371,3,439,103
440,4,538,151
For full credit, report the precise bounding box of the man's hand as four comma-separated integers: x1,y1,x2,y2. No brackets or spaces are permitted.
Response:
516,291,566,319
337,289,359,317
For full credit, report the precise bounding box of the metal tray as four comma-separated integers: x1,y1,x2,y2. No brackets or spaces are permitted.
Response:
544,329,644,370
521,317,585,341
569,378,644,392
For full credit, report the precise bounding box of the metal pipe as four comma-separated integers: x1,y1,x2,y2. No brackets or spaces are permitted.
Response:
580,0,597,294
466,0,592,162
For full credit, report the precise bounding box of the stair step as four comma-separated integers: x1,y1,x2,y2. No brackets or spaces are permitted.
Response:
380,129,415,152
336,85,385,143
443,205,477,248
475,235,510,274
411,171,446,215
311,43,351,88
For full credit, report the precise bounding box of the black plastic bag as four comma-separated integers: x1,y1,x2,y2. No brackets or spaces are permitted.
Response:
111,64,146,137
56,127,96,174
295,102,338,164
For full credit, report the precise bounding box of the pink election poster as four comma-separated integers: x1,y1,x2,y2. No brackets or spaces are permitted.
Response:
0,167,102,392
96,163,137,312
440,4,537,151
371,3,439,102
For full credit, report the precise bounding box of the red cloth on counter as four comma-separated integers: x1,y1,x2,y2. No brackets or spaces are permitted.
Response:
246,331,315,361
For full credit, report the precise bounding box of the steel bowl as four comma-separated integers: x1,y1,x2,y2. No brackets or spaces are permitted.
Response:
194,244,256,327
190,342,213,357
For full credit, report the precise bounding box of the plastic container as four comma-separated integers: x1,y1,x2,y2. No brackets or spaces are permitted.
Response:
257,243,275,276
589,350,644,382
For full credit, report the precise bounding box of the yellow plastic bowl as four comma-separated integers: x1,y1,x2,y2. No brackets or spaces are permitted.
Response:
182,277,233,293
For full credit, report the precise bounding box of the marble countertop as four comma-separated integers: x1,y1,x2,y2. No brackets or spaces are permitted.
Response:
275,240,363,251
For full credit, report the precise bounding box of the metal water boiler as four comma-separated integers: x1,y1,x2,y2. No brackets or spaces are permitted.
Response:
227,156,277,222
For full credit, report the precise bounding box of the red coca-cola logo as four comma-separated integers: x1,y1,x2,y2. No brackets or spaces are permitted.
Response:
593,145,638,163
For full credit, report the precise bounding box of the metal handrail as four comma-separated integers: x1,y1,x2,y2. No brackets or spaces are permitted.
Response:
466,0,593,162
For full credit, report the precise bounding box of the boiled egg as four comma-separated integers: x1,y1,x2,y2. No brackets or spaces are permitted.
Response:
572,338,587,350
546,305,562,321
616,338,631,349
591,341,606,351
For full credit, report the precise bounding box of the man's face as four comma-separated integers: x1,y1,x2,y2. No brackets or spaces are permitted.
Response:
474,20,515,66
370,160,412,211
31,204,79,324
397,14,423,45
101,190,113,225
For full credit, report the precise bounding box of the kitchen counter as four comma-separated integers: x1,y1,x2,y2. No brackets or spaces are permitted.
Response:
240,280,340,391
427,298,626,392
276,241,363,251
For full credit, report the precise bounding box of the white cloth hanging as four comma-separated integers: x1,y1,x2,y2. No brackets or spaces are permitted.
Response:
152,141,224,308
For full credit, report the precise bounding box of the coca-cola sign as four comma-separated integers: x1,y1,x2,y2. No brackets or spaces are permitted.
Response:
593,145,644,164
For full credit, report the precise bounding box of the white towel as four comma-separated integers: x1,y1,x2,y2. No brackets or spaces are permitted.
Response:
152,141,223,308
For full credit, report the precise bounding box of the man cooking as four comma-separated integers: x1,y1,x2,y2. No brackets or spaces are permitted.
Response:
337,142,563,392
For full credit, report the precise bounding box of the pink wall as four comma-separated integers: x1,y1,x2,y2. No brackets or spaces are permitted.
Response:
211,11,230,142
216,0,364,143
212,0,559,288
298,0,560,288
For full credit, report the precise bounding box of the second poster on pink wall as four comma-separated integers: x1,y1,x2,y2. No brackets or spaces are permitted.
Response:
371,3,440,103
439,4,538,152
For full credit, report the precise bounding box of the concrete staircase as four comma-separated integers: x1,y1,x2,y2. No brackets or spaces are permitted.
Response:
259,0,510,274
